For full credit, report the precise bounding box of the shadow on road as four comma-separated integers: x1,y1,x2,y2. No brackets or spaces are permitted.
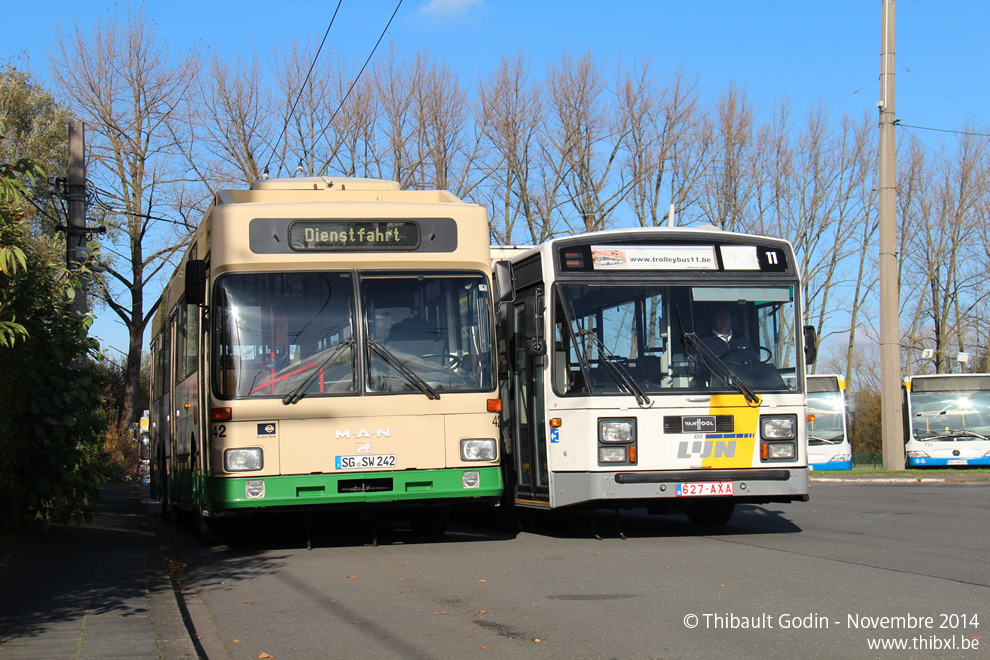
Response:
507,503,803,540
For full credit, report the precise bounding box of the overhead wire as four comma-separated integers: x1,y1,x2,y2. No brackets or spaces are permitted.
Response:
263,0,344,178
311,0,404,173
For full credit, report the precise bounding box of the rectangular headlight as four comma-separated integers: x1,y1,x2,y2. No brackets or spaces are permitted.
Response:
761,415,797,440
599,446,627,463
906,451,930,458
599,418,636,443
767,442,795,459
224,447,263,472
460,438,497,461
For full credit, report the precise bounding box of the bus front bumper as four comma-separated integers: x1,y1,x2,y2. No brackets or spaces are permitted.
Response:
551,467,809,508
208,466,503,512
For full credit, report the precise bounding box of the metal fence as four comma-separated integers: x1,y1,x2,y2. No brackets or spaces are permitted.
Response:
852,452,883,468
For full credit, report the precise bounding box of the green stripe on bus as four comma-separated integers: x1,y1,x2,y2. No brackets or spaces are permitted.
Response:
208,467,503,509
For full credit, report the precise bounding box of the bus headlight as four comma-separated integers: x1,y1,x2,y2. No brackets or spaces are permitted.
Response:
760,415,797,440
224,448,264,472
462,470,480,489
829,454,852,462
599,418,636,443
460,438,497,461
599,446,628,463
906,451,931,458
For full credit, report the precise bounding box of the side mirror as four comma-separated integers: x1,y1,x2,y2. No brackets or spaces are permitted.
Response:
524,289,546,356
493,260,515,303
185,259,207,305
803,325,818,366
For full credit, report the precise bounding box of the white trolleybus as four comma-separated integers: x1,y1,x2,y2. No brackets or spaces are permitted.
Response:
806,374,852,471
149,177,502,543
903,373,990,468
492,228,818,526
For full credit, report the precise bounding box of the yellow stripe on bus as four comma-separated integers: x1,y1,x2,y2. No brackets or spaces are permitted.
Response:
704,394,759,469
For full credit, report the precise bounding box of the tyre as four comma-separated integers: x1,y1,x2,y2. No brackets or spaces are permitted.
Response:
686,500,735,526
196,509,226,546
409,506,450,536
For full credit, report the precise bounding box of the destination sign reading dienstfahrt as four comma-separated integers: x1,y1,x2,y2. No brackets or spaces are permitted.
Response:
289,221,420,251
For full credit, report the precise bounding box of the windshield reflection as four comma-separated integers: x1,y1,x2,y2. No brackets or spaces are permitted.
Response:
213,271,494,399
911,391,990,440
553,283,798,396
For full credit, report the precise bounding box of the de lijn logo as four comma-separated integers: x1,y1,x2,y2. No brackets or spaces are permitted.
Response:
677,440,736,459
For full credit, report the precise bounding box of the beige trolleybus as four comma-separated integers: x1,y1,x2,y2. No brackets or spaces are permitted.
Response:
149,177,502,543
493,227,817,526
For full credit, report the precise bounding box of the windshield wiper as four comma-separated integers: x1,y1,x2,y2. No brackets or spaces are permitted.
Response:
921,429,988,441
809,434,843,445
282,339,354,405
367,339,440,400
677,306,759,405
576,328,651,407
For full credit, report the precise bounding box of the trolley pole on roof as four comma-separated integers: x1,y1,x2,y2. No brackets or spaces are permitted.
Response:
878,0,905,470
66,120,88,318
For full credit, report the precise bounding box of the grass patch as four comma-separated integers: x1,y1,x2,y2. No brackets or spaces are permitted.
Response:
812,468,990,478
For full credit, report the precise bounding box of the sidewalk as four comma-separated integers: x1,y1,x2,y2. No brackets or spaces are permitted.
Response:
0,484,198,659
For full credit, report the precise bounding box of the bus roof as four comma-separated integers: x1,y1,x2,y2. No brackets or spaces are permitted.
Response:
212,177,467,207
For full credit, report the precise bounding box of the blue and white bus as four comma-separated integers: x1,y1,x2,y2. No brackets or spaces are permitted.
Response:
904,373,990,467
806,374,852,471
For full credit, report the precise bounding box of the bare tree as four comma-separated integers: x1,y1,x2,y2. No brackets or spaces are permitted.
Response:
475,51,560,244
899,131,990,374
621,64,704,228
545,50,632,233
50,9,200,426
192,49,271,187
695,84,756,231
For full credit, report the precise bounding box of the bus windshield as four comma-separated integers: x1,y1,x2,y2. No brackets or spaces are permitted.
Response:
553,283,799,396
807,391,846,444
213,271,493,398
910,389,990,441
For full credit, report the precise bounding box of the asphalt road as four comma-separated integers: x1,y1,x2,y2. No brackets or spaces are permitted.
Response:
163,482,989,659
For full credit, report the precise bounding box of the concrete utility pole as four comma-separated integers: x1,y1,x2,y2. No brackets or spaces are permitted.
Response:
878,0,905,469
66,120,87,318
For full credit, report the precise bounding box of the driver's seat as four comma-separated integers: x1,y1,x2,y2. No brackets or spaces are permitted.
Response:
386,316,443,359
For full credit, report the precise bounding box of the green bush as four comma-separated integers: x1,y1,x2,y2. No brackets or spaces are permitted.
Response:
0,154,111,530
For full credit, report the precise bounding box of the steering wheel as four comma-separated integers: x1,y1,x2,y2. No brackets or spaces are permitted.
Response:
422,353,462,369
720,346,773,365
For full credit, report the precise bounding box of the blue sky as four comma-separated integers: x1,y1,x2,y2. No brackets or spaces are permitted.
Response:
5,0,990,357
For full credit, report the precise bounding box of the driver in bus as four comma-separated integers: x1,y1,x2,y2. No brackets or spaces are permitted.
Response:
700,304,756,365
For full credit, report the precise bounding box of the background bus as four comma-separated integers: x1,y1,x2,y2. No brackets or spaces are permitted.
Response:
149,177,502,544
806,374,852,471
903,373,990,467
493,227,818,526
138,411,150,485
